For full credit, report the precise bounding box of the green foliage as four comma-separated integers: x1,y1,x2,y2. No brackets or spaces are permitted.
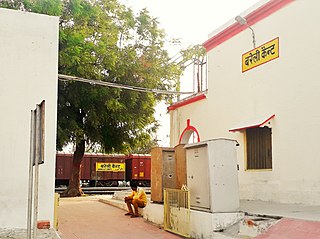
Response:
0,0,205,154
179,44,206,69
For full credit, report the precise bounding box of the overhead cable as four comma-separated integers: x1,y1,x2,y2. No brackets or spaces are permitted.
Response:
58,74,194,95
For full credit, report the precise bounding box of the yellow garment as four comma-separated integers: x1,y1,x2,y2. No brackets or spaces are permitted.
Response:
128,187,147,205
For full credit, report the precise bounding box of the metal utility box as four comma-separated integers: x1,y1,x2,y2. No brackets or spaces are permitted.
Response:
174,144,187,189
151,147,175,202
185,139,239,212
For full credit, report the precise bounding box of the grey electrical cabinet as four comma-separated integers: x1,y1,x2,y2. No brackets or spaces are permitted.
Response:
185,139,239,212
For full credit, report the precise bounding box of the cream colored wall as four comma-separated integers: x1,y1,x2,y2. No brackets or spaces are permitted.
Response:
170,0,320,205
0,8,58,228
170,99,210,145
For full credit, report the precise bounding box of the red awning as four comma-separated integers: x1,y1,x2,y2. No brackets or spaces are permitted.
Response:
229,114,275,132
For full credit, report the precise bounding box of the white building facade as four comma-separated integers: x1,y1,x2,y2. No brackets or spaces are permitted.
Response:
0,8,59,228
169,0,320,205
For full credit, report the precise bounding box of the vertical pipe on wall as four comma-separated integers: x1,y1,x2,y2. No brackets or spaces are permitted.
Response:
33,105,41,239
193,59,196,93
27,110,36,239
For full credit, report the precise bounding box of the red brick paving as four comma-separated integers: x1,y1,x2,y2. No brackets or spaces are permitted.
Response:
254,218,320,239
58,196,184,239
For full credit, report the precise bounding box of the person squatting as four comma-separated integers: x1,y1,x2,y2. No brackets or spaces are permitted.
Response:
124,181,147,218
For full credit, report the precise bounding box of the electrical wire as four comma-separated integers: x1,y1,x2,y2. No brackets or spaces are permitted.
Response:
58,74,194,95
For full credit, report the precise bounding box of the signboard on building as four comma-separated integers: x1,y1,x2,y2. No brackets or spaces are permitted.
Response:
242,37,279,72
96,162,125,172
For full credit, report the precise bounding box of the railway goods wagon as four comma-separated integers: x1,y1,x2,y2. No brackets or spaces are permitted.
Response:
55,153,90,186
56,153,151,187
89,154,126,187
125,154,151,187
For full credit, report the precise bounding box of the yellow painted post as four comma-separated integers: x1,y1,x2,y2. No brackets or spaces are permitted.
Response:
164,189,168,230
54,193,60,230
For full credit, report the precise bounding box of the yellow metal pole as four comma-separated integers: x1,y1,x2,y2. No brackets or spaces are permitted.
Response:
54,193,60,230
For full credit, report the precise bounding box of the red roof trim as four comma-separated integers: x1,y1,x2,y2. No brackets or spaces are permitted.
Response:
229,114,275,132
203,0,293,52
167,93,206,111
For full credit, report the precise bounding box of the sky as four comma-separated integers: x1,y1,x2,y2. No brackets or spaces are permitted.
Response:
123,0,259,47
121,0,260,146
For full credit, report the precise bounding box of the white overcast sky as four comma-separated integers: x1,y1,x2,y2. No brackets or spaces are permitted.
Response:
122,0,260,92
122,0,259,47
121,0,260,146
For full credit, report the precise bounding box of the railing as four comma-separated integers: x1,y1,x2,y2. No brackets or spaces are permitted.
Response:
164,188,190,238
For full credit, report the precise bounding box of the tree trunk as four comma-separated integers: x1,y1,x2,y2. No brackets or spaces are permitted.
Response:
63,140,85,197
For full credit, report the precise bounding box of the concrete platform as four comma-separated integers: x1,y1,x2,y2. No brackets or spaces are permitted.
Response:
57,195,183,239
98,194,246,239
240,199,320,238
57,195,320,239
0,228,60,239
240,199,320,222
99,195,320,238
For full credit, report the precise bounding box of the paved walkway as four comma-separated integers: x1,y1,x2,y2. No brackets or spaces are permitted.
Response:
241,200,320,238
57,196,184,239
57,196,320,239
254,218,320,239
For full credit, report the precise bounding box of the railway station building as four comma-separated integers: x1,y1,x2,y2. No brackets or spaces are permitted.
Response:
169,0,320,206
0,9,59,229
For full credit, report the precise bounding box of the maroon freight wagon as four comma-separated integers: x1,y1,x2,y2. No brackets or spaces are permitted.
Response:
125,154,151,187
55,153,151,187
55,153,90,186
88,154,126,186
56,153,72,186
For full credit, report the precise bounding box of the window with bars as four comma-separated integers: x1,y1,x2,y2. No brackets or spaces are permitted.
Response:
246,126,272,170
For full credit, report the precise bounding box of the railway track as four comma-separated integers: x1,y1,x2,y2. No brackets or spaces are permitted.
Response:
55,187,151,195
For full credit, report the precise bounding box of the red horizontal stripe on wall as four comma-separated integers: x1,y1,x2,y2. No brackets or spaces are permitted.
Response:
167,93,206,111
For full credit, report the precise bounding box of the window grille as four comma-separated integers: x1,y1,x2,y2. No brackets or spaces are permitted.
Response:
246,127,272,170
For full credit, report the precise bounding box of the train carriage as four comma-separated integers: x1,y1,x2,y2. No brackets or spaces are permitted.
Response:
125,154,151,187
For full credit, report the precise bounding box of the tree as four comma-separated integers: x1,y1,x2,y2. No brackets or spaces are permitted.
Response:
0,0,205,196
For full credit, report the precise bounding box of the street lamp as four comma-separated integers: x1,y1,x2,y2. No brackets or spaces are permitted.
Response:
235,16,256,49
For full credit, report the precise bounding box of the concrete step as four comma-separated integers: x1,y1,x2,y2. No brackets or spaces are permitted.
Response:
213,221,250,239
99,195,282,239
98,195,164,226
212,214,279,239
239,214,280,238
